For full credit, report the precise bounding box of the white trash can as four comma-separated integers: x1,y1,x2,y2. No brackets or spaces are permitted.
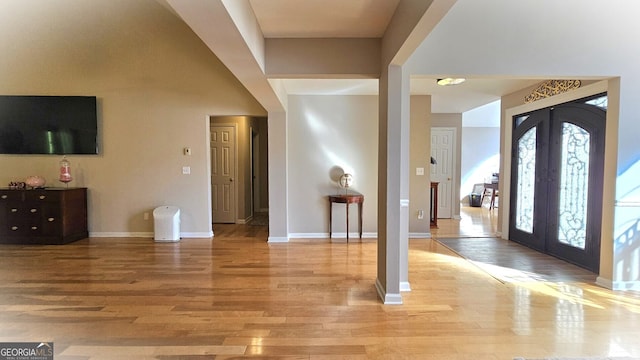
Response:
153,206,180,242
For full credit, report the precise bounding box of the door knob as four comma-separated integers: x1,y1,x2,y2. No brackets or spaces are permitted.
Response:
229,178,234,182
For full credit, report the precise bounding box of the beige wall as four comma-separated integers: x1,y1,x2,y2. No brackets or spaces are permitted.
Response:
0,0,265,236
287,95,379,237
285,94,434,237
266,38,381,77
409,96,432,235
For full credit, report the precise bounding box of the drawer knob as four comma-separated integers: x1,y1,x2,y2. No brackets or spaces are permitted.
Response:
47,217,55,222
30,208,38,213
31,226,38,230
39,195,46,200
11,226,18,231
1,195,7,199
11,208,18,213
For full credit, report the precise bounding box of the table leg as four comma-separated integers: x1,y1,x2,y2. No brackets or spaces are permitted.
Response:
329,201,332,238
358,202,363,238
346,203,350,242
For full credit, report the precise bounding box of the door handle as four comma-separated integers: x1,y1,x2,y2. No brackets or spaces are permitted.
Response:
229,178,234,182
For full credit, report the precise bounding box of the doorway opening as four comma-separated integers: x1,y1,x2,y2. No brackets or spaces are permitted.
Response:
209,116,269,225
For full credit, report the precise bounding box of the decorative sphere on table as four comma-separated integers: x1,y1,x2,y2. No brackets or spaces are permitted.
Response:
339,173,353,191
25,175,46,188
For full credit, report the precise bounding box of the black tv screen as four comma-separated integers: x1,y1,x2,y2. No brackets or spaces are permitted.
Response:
0,95,98,155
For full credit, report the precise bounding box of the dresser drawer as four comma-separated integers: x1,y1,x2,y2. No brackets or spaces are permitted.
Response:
2,221,44,235
5,202,48,216
3,205,36,231
24,190,61,202
0,191,23,202
1,202,25,228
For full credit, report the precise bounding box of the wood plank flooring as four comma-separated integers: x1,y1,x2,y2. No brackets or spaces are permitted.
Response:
0,207,639,359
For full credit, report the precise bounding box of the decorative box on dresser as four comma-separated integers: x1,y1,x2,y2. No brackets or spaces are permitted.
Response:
0,187,88,245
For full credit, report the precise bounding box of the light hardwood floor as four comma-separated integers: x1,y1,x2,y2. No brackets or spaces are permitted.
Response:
0,206,639,359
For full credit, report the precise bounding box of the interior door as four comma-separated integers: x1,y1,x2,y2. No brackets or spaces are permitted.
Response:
211,125,236,223
510,95,606,272
431,127,456,218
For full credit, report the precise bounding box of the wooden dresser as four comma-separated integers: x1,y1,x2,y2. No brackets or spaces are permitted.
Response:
0,187,88,245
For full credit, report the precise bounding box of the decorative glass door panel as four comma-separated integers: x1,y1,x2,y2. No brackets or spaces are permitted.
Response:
515,127,537,234
510,95,605,272
557,123,590,249
509,110,549,252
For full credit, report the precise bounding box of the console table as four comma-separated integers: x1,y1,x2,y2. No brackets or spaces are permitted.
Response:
0,187,88,244
328,193,363,242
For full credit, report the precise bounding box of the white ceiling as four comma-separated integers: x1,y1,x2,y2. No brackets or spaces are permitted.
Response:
246,0,540,113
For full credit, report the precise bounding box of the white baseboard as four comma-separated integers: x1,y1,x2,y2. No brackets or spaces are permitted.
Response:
375,278,403,305
267,236,289,243
288,233,327,239
288,232,378,239
597,276,640,291
287,232,434,239
596,276,613,289
90,232,153,238
400,281,411,292
409,232,432,239
181,232,214,238
90,231,213,238
293,232,430,239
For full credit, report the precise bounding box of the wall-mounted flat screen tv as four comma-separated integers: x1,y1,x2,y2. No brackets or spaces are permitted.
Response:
0,95,98,155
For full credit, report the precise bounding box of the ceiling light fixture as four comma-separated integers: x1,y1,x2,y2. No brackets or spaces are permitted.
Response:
436,78,466,86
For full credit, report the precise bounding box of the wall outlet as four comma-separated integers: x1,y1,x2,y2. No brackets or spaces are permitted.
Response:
417,209,424,219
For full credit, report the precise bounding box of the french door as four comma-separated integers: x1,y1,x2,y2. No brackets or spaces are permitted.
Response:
509,94,606,272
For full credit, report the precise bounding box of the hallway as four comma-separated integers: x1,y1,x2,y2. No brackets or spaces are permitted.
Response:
433,204,500,238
